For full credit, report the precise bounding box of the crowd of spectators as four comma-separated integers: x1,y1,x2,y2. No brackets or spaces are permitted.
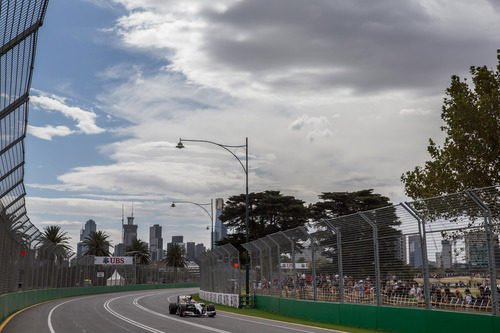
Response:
253,273,498,312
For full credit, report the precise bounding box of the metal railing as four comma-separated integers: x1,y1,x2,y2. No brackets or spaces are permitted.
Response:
198,186,500,314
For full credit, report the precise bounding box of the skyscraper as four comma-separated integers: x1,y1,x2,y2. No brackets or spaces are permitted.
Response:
123,213,138,247
195,243,206,258
441,240,452,269
172,235,183,243
76,219,97,257
214,198,227,247
408,235,422,267
149,224,163,262
186,242,195,261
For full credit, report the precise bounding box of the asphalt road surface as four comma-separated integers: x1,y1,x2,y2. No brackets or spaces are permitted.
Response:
2,288,344,333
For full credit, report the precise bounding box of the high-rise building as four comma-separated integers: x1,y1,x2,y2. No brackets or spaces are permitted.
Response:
76,219,97,257
172,235,183,244
408,235,422,267
465,232,489,266
195,243,206,258
123,214,138,247
214,198,227,247
186,242,195,261
441,240,452,269
394,235,407,264
114,243,126,257
149,224,163,262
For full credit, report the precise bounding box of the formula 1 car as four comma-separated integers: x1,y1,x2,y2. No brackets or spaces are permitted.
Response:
169,295,216,317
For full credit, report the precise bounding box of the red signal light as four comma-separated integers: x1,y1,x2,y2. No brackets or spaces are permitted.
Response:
233,262,239,267
20,250,26,256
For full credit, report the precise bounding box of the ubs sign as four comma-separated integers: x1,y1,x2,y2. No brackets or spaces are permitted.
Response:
94,256,133,265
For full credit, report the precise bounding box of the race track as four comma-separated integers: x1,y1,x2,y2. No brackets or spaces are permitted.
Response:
2,288,343,333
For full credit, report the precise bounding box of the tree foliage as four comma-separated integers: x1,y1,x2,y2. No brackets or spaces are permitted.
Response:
311,190,406,279
402,50,500,199
219,190,310,249
164,243,186,268
82,231,112,256
39,225,72,262
126,239,151,265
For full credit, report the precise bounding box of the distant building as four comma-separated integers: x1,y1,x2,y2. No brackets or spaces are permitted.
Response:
123,215,138,247
149,224,163,262
465,232,489,266
76,219,97,257
195,243,206,258
441,240,452,269
394,235,407,264
172,235,183,244
186,242,195,261
408,235,422,267
214,198,227,247
114,243,127,257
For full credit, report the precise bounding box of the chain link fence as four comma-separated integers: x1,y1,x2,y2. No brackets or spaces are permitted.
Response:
198,186,500,314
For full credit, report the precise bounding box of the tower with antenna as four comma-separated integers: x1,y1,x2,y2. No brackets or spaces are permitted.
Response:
122,205,138,247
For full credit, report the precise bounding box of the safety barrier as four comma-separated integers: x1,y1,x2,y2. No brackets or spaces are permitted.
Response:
254,294,500,333
0,283,199,324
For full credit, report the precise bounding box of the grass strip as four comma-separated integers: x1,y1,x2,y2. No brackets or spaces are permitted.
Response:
192,293,387,333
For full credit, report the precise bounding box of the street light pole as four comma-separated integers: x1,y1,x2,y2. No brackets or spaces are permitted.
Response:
176,137,250,301
171,199,214,249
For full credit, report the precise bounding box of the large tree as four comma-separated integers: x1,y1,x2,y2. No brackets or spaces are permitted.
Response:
311,190,407,280
402,50,500,199
126,239,151,265
82,231,112,256
39,225,72,263
164,243,186,268
219,190,310,249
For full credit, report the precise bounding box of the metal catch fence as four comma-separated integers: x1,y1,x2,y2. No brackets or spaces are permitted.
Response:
0,0,50,294
198,186,500,315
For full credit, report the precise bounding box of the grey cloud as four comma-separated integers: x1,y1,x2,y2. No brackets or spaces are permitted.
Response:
201,0,500,94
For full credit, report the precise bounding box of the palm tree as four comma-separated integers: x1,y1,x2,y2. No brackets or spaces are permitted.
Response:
126,239,151,265
82,231,112,256
39,225,72,263
164,243,186,270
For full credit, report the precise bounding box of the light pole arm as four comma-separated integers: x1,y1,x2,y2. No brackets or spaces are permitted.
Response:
172,200,213,222
178,138,248,175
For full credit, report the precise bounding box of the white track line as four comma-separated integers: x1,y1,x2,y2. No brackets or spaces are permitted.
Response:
104,295,164,333
133,294,231,333
48,299,78,333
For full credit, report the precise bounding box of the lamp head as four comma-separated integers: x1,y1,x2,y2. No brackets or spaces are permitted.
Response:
176,139,184,149
171,202,176,208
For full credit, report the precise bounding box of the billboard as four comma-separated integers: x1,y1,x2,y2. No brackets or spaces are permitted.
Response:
280,263,309,269
94,256,133,265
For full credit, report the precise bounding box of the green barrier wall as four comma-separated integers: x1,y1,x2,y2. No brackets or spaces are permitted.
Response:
255,295,500,333
0,283,199,324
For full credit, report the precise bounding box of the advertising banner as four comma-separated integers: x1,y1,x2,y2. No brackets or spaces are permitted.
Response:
94,256,133,265
280,263,309,269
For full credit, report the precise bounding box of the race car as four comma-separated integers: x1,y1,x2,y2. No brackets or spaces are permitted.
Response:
169,295,216,317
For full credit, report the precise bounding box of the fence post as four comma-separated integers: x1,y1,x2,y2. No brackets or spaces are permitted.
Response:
281,232,297,298
359,213,382,306
401,202,432,310
267,235,281,297
465,191,498,316
324,220,343,303
258,239,273,295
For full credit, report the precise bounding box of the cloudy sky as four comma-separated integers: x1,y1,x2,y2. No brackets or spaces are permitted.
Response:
25,0,500,252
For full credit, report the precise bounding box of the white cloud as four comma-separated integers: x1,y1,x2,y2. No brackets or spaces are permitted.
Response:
30,93,105,135
399,108,432,116
27,125,74,141
289,115,333,141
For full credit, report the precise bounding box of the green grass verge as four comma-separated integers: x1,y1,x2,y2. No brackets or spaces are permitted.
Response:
192,293,388,333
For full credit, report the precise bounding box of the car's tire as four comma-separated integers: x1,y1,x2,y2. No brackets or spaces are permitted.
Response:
206,304,215,312
179,304,187,317
168,303,177,314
